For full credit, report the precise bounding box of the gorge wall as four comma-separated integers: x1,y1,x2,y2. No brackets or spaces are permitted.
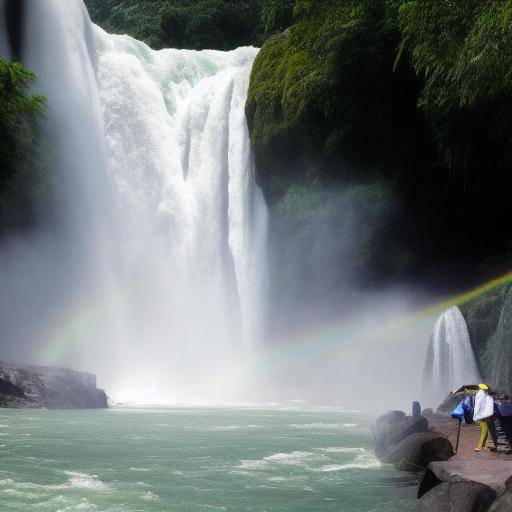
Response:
0,362,108,408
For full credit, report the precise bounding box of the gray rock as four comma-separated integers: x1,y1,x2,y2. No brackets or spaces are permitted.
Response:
0,361,108,409
375,414,429,461
372,410,406,444
386,416,429,446
488,491,512,512
488,475,512,511
387,432,454,468
416,481,497,512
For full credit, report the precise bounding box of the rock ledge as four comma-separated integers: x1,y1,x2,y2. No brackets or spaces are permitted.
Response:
0,361,108,409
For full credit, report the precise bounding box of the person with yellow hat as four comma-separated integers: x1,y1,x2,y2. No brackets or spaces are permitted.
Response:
473,383,497,452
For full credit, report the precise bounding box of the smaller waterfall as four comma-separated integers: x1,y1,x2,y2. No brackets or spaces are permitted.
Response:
481,287,512,393
422,306,481,406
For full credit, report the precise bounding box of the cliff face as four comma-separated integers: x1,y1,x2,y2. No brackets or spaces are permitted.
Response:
460,281,512,394
0,362,108,409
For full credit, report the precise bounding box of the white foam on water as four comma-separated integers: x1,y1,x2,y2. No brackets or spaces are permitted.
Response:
263,451,316,465
318,447,365,453
311,453,382,472
141,490,159,501
288,423,344,429
237,450,320,470
212,424,264,431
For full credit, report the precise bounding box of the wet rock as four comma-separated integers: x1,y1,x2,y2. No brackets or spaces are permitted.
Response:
388,433,454,469
416,481,497,512
375,414,429,461
488,476,512,511
372,410,406,445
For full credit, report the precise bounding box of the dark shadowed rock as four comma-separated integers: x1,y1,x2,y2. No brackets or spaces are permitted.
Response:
416,481,497,512
388,433,454,469
0,362,108,409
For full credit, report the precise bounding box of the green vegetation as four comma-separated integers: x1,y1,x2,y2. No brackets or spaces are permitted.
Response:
247,0,512,289
460,283,512,364
85,0,300,50
460,281,512,392
85,0,266,50
0,59,49,233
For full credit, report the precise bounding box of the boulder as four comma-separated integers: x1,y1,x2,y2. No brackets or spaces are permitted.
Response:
375,415,429,461
372,410,406,445
488,476,512,511
416,481,497,512
386,415,429,446
488,491,512,512
387,432,454,469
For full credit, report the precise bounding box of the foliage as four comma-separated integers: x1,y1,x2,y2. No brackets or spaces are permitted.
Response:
460,283,512,369
398,0,512,215
246,0,429,202
260,0,295,37
247,0,512,287
85,0,265,50
0,59,49,232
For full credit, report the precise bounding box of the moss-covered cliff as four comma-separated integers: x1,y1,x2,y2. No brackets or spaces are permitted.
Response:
246,0,512,291
460,280,512,393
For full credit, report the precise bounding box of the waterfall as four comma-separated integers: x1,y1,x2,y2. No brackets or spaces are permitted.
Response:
422,306,481,406
481,287,512,393
0,0,268,402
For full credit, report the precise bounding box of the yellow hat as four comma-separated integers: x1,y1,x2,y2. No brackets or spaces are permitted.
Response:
478,383,489,390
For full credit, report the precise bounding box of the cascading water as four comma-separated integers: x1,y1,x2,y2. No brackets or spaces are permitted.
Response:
422,306,481,406
0,0,268,402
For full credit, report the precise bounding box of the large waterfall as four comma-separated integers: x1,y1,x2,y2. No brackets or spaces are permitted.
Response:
0,0,268,402
422,306,481,406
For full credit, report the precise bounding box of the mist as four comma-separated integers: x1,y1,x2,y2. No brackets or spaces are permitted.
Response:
0,0,446,411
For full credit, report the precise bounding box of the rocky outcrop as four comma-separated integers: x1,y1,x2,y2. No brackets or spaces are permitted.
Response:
416,481,497,512
372,410,406,445
488,476,512,511
374,412,430,463
391,433,454,471
0,362,108,409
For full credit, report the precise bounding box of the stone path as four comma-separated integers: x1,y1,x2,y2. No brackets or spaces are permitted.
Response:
426,414,512,493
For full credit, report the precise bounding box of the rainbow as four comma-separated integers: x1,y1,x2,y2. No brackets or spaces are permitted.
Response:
254,270,512,374
38,270,512,374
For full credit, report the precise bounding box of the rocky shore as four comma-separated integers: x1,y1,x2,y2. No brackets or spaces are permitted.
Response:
374,410,512,511
0,361,108,409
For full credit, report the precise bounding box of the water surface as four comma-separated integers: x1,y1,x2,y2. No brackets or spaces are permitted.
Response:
0,407,415,511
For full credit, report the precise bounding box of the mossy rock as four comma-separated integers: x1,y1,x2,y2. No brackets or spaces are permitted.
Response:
459,282,512,369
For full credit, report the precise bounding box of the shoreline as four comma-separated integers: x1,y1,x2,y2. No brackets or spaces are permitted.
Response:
374,410,512,510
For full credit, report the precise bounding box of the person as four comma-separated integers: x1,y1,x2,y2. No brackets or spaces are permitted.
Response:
473,383,497,452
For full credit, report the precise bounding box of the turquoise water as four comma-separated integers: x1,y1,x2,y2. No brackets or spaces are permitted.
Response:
0,407,415,511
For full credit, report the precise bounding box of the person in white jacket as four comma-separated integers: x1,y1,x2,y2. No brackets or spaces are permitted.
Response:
473,383,497,452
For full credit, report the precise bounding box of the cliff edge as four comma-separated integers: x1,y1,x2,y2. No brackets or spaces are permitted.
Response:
0,361,108,409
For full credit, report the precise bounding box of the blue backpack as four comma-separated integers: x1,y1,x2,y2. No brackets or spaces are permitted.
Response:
451,395,474,424
451,401,464,421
